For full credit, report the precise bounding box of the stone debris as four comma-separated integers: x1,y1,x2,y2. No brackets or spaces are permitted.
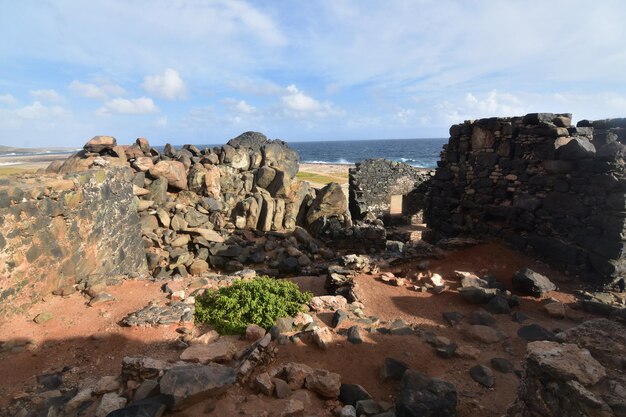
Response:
396,370,457,417
159,364,236,410
121,302,193,327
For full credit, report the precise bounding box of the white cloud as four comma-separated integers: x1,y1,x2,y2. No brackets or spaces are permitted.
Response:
142,68,187,100
0,94,18,106
96,97,158,115
229,78,284,96
223,98,256,114
30,89,64,103
156,116,168,127
69,80,127,100
435,90,529,124
280,84,343,118
0,101,71,130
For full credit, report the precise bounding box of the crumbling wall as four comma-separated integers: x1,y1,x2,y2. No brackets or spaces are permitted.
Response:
0,168,147,316
54,132,350,279
426,113,626,285
349,158,431,223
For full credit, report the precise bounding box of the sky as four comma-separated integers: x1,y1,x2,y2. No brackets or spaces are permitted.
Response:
1,1,626,148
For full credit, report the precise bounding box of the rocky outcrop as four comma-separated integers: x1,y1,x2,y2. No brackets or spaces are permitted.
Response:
427,113,626,286
0,169,147,316
509,318,626,417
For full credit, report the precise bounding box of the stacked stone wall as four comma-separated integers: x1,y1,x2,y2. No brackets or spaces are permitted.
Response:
426,113,626,286
0,168,147,316
349,158,431,223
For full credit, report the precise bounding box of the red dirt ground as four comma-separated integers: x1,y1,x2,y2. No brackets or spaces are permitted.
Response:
0,242,601,416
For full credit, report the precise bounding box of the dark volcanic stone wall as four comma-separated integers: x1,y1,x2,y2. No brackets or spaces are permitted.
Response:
0,168,147,315
349,158,431,223
426,113,626,286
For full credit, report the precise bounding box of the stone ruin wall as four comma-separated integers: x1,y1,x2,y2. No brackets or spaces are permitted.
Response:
0,169,147,316
349,158,432,224
426,113,626,286
49,132,352,280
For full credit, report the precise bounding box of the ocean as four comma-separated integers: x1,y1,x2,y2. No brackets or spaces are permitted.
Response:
289,138,446,168
0,138,448,169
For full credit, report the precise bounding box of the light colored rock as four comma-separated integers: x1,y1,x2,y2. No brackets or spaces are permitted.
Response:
309,295,348,312
254,372,274,396
544,302,566,318
133,156,154,172
65,388,93,410
185,228,224,243
94,375,122,394
84,136,116,153
429,273,445,287
465,325,507,344
180,340,237,364
280,398,304,416
95,392,126,417
313,327,334,350
527,341,606,385
455,345,481,360
132,184,150,196
149,160,188,190
245,324,266,341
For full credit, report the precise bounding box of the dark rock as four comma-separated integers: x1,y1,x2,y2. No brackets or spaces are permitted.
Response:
469,365,494,388
381,357,409,381
339,383,373,407
37,372,63,390
512,268,556,297
106,401,166,417
485,295,511,314
356,399,381,416
557,137,596,160
332,310,348,328
442,311,464,326
396,370,457,417
517,324,556,342
458,286,497,304
159,364,235,410
273,378,292,399
468,310,496,327
512,311,529,323
347,326,363,344
490,358,514,374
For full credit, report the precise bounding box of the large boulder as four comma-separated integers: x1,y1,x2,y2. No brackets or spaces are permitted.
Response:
262,140,299,179
84,135,117,153
149,161,188,190
305,182,350,234
227,131,268,151
159,364,236,410
396,370,457,417
512,268,556,297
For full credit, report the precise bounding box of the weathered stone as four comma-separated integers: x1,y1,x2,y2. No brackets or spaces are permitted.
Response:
245,324,266,341
149,161,188,190
346,325,364,344
34,311,53,324
283,362,314,389
85,135,117,153
512,268,556,297
469,365,494,388
313,327,334,350
305,368,341,398
159,364,236,410
95,392,127,417
254,372,274,396
94,375,122,394
490,357,514,374
465,325,507,344
179,339,237,364
396,370,457,417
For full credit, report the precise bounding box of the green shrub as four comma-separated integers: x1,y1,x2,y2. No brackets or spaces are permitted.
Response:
194,276,313,334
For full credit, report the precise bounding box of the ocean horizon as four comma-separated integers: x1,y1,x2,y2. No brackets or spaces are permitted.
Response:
0,137,448,169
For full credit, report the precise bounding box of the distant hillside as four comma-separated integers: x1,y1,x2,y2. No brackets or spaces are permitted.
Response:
0,145,77,155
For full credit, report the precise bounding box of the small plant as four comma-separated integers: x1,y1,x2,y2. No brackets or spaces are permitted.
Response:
194,276,313,334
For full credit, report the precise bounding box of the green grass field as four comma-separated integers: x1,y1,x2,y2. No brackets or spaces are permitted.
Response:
296,171,348,185
0,167,33,177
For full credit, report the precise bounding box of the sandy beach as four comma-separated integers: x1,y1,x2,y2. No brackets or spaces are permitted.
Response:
0,154,354,185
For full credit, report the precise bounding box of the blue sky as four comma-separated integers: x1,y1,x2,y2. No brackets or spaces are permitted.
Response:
1,0,626,148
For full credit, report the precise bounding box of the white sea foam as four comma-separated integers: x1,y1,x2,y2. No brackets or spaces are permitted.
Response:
0,162,20,166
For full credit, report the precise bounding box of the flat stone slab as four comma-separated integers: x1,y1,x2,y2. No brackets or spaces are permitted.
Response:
180,339,238,364
160,364,236,410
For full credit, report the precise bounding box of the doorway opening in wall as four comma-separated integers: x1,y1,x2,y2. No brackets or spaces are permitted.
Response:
389,195,403,216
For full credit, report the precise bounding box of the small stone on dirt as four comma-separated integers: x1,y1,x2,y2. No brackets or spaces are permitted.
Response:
470,365,494,388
